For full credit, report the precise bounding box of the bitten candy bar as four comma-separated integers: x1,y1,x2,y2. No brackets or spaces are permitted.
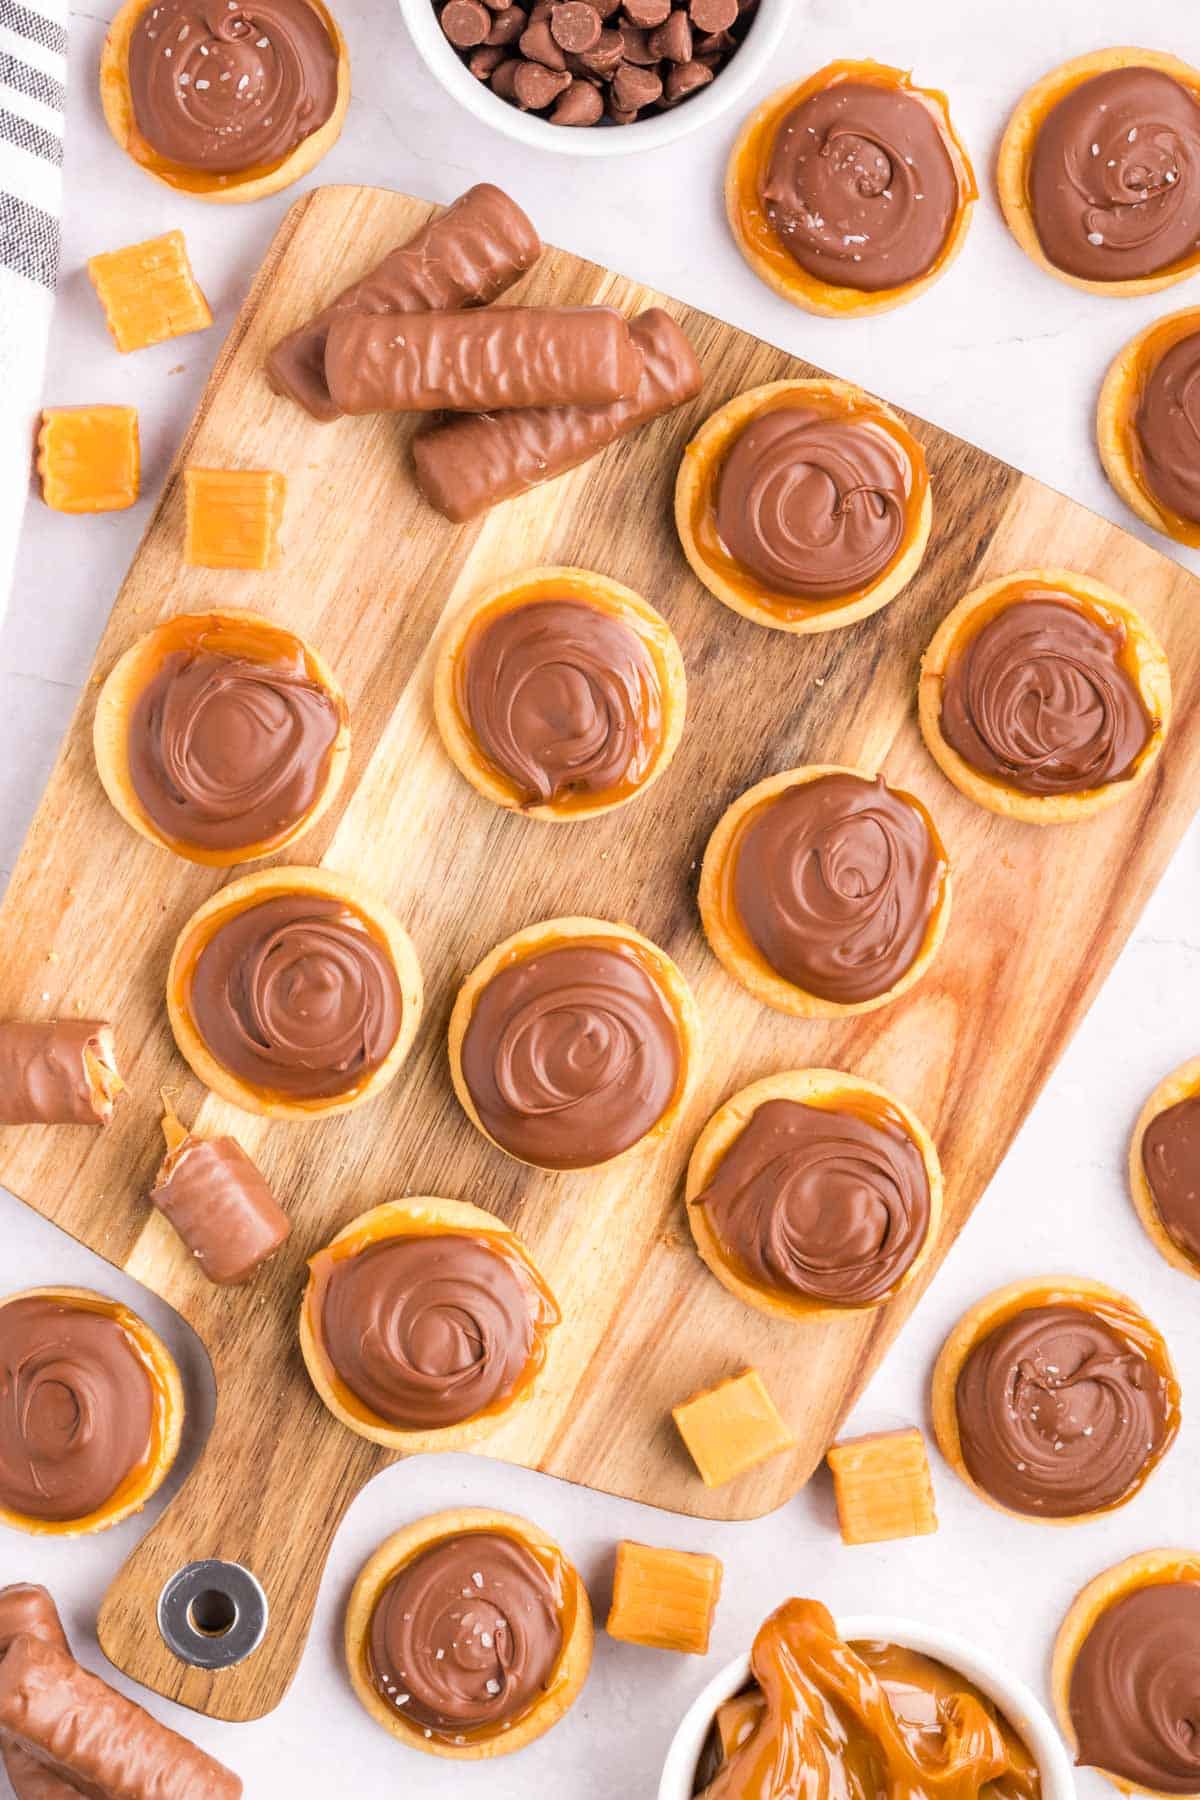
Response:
152,1105,291,1285
324,305,645,415
0,1635,242,1800
0,1586,79,1800
413,306,702,521
266,183,542,421
0,1022,121,1125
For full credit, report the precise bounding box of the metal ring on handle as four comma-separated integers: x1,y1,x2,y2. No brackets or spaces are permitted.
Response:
157,1560,268,1670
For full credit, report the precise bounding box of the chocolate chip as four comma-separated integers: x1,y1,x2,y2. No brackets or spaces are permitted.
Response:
513,57,572,104
591,0,621,14
688,0,736,30
611,58,661,108
489,56,522,95
550,0,601,49
550,74,604,122
621,0,669,24
663,54,711,99
519,14,566,64
440,0,492,46
486,3,526,40
575,25,623,73
468,39,508,73
607,99,638,123
618,20,656,61
648,7,690,60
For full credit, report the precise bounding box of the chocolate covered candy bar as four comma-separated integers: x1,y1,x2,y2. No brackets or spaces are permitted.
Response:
0,1588,78,1800
0,1022,120,1125
152,1112,290,1286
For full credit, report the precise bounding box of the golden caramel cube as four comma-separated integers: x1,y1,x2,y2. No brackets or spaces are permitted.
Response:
37,407,139,514
88,230,212,354
606,1540,723,1655
827,1427,938,1546
184,468,286,570
672,1368,795,1489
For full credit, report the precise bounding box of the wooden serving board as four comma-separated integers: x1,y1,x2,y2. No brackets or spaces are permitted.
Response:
2,185,1199,1722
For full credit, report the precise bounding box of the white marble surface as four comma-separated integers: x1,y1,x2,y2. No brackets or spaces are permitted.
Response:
4,0,1200,1793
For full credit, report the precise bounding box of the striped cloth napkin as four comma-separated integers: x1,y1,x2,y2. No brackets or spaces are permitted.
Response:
0,0,65,615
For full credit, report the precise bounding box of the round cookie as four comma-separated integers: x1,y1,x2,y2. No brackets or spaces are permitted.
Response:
932,1276,1181,1526
434,567,686,821
167,864,423,1119
1098,308,1200,549
686,1069,942,1323
918,569,1170,823
726,59,977,318
1053,1550,1200,1797
675,380,932,634
0,1287,183,1537
100,0,349,203
1130,1057,1200,1282
345,1507,593,1760
698,765,951,1019
94,609,350,865
448,916,700,1172
998,48,1200,296
300,1197,559,1452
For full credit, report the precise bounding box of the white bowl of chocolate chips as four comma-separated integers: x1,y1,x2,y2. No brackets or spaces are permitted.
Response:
398,0,789,154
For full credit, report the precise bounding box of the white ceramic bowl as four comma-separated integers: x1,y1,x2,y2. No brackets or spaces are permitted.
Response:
658,1613,1077,1800
396,0,791,157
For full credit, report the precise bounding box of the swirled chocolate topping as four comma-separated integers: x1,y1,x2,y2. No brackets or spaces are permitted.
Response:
1135,327,1200,524
462,600,661,806
128,648,340,851
126,0,338,176
368,1532,563,1737
716,408,913,600
459,939,681,1169
940,594,1152,795
0,1296,154,1522
1069,1580,1200,1793
954,1302,1177,1517
1027,67,1200,282
732,773,943,1005
320,1236,545,1430
762,79,960,292
697,1096,930,1306
189,894,402,1099
1143,1095,1200,1266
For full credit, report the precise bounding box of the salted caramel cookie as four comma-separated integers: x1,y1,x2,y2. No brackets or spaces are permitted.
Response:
94,609,349,865
999,50,1200,296
675,380,932,634
100,0,349,202
345,1507,592,1760
0,1287,183,1537
434,567,685,821
932,1277,1181,1525
726,60,977,318
449,916,699,1173
687,1070,942,1323
699,765,950,1018
300,1197,559,1452
1054,1550,1200,1797
1098,308,1200,548
1130,1058,1200,1282
167,864,422,1118
919,570,1170,823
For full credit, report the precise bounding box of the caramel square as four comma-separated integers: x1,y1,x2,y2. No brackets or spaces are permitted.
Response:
606,1540,723,1655
88,230,212,354
672,1368,795,1488
184,468,286,569
37,407,139,514
826,1427,938,1545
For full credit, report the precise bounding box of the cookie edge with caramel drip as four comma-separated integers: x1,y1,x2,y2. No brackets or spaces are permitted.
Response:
99,0,350,203
675,380,933,636
93,608,351,866
0,1286,184,1539
686,1068,943,1322
698,763,952,1019
1052,1549,1200,1798
1130,1056,1200,1283
299,1196,560,1452
1098,307,1200,550
918,568,1171,823
433,566,687,821
997,47,1200,297
724,61,977,319
166,863,424,1120
344,1506,593,1761
931,1275,1181,1527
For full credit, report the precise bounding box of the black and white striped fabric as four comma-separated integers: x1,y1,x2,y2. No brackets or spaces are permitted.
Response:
0,0,64,605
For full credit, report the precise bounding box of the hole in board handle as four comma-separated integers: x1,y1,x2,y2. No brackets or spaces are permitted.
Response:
158,1561,268,1670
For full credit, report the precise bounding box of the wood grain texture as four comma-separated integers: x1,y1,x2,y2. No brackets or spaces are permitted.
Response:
1,186,1198,1721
